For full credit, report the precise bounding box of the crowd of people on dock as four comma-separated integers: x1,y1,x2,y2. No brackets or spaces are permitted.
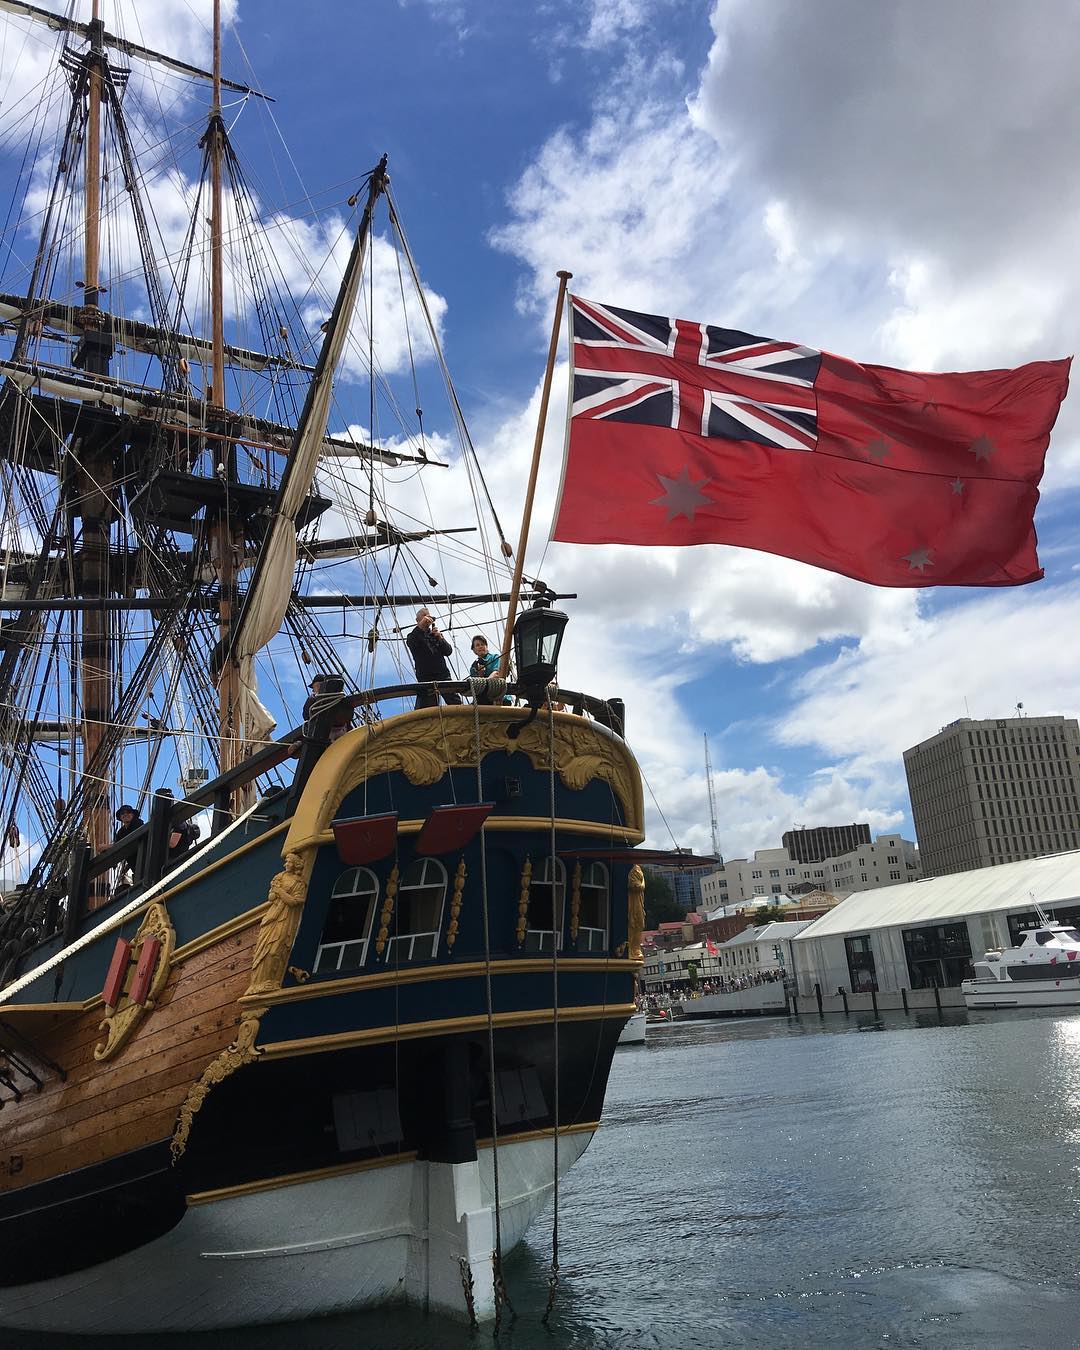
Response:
643,969,787,1003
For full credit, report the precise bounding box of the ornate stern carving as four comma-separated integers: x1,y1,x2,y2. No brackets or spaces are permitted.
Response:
516,855,532,946
628,863,645,961
446,857,466,952
171,1012,262,1161
94,902,174,1062
375,863,399,957
569,860,582,943
248,851,309,996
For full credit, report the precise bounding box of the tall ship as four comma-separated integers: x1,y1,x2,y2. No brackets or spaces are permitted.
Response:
0,1,645,1332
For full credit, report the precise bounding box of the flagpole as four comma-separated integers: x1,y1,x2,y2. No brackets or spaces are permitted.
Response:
498,270,573,677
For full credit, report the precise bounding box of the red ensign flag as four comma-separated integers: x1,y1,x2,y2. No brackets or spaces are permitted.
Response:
550,296,1071,587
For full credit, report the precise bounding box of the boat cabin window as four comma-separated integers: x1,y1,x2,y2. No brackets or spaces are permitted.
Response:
1063,929,1080,942
1035,930,1053,945
386,858,447,962
525,857,566,952
315,867,379,974
576,862,609,952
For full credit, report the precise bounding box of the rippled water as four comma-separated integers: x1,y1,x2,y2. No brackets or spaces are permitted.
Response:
16,1008,1080,1349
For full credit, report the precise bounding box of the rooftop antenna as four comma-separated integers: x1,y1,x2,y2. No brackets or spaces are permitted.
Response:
703,733,721,861
964,694,971,717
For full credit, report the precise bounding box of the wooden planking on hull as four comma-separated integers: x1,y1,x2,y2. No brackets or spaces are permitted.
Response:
0,919,260,1192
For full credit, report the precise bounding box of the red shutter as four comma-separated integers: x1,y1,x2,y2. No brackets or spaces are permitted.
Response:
102,938,131,1008
129,937,161,1006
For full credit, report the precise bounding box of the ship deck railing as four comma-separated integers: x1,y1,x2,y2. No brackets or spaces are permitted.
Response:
65,681,626,937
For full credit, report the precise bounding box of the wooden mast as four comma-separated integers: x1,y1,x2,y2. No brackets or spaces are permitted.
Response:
207,0,240,793
498,270,571,677
78,0,114,871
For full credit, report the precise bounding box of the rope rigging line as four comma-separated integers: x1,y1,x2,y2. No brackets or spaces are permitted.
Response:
472,695,515,1333
542,705,561,1325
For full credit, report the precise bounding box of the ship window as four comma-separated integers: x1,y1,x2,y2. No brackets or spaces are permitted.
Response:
315,867,379,973
576,862,609,952
1063,929,1080,942
525,857,566,952
386,858,447,963
1035,930,1053,945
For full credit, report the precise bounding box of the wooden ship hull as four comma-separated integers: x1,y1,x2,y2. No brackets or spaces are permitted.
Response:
0,704,645,1332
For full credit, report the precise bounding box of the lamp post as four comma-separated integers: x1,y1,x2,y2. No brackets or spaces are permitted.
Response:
506,596,568,739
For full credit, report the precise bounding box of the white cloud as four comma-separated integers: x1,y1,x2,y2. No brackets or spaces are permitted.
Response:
778,583,1080,774
482,0,1080,859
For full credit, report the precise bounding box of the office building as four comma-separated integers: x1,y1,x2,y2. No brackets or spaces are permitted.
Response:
903,715,1080,877
699,834,919,912
645,849,707,912
782,822,871,864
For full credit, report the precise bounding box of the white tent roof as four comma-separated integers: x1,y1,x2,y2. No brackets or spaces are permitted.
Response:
793,849,1080,940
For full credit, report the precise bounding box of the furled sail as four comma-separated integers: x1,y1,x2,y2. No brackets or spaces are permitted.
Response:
228,157,389,751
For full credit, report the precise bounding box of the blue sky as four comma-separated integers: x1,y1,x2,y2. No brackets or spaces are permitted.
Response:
2,0,1079,865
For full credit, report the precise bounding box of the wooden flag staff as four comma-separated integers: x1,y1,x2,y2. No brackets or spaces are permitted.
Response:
498,269,572,677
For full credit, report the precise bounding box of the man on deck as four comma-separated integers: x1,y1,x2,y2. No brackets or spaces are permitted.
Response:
406,608,462,710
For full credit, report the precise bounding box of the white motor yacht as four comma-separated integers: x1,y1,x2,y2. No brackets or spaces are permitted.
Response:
962,921,1080,1009
617,1011,648,1045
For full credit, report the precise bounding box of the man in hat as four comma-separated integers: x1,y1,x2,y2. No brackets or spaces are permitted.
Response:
406,607,461,709
302,673,327,722
113,803,143,842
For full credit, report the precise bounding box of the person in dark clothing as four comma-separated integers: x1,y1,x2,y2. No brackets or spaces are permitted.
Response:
301,673,327,721
406,607,462,710
168,817,200,864
113,804,143,841
112,804,144,896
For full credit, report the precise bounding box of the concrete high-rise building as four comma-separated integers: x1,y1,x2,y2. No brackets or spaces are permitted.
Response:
782,822,871,864
903,715,1080,877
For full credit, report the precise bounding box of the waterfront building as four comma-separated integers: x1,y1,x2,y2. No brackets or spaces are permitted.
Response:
699,835,920,911
903,714,1080,877
790,848,1080,996
640,920,811,992
782,822,871,864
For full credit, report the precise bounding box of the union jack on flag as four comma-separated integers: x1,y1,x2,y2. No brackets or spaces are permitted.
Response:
570,296,822,452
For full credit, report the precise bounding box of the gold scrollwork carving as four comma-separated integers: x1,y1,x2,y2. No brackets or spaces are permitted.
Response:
94,902,174,1062
569,860,582,943
375,864,399,957
289,708,643,852
516,855,532,946
171,1012,262,1161
627,863,645,962
446,857,466,952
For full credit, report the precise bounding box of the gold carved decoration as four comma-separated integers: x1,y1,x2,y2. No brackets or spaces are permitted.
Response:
172,847,317,1159
446,857,466,952
516,856,532,946
569,861,582,943
628,864,645,962
94,902,174,1062
375,864,399,957
283,706,644,857
249,851,309,996
171,1012,262,1161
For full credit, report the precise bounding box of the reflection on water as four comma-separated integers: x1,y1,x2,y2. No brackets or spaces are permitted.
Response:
11,1008,1080,1350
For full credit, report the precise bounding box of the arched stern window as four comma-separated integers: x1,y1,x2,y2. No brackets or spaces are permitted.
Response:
388,858,448,962
315,867,379,974
577,861,609,952
525,857,566,953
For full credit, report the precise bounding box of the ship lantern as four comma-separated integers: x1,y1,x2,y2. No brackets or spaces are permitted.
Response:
512,595,568,694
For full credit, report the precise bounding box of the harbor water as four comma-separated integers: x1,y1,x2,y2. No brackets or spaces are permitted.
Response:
15,1008,1080,1349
